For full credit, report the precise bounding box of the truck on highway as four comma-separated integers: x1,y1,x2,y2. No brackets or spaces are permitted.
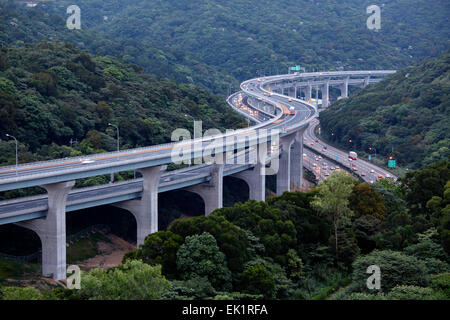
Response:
349,151,358,160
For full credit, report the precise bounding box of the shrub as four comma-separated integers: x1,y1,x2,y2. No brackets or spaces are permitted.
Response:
352,250,429,292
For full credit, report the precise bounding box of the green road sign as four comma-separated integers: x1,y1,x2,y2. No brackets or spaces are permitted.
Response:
296,65,301,71
388,160,396,168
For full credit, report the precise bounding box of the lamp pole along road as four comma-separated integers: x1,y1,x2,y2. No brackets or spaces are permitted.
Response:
5,134,18,176
108,123,119,183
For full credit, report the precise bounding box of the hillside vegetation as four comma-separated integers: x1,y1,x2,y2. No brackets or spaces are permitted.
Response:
1,160,449,300
41,0,449,81
0,41,243,167
0,1,239,95
320,51,450,169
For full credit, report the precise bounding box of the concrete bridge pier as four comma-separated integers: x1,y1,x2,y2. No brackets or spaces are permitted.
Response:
340,76,349,98
276,133,296,195
113,166,165,246
289,128,307,191
16,181,75,280
315,87,319,106
322,80,330,108
185,155,224,215
363,76,370,87
232,161,266,202
305,84,312,101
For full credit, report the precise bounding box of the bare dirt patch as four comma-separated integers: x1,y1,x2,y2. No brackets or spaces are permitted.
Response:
77,232,136,271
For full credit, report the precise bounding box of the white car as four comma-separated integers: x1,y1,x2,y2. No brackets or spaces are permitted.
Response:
81,159,95,164
370,169,375,173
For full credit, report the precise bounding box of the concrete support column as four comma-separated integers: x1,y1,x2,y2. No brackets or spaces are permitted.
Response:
322,81,330,108
185,155,224,215
341,76,349,98
315,87,319,107
289,127,307,191
364,76,370,87
232,162,265,202
113,166,164,246
16,181,75,280
276,134,296,195
306,84,312,101
294,86,297,98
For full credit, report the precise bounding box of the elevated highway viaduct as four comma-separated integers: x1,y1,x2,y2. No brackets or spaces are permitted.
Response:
0,70,394,279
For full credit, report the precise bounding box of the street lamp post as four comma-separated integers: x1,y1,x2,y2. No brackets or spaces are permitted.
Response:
5,134,18,175
108,123,119,183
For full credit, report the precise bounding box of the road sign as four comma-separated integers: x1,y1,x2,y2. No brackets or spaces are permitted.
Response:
369,155,372,161
388,160,396,168
335,156,338,161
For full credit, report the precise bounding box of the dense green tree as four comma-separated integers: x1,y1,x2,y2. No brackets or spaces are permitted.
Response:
74,260,170,300
311,171,358,261
168,214,251,274
430,273,450,299
215,200,297,266
240,264,275,299
123,230,183,278
386,285,439,300
352,215,381,253
352,250,429,292
0,286,44,300
162,276,216,300
349,183,386,220
286,249,305,282
176,232,232,292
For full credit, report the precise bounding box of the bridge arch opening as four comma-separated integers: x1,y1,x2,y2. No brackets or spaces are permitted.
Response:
0,224,41,258
223,176,250,206
159,190,205,230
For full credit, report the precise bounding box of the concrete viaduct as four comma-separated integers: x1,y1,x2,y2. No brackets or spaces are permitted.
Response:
0,70,394,279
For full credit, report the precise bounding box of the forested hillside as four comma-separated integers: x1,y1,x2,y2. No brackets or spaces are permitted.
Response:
320,51,450,169
0,41,243,167
0,1,239,95
1,161,449,300
40,0,450,81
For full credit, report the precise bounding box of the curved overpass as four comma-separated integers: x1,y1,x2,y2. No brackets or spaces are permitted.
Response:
0,70,393,280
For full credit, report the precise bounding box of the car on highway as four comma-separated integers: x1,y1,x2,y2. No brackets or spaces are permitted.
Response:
378,175,383,179
361,173,366,177
335,166,340,170
325,173,330,176
288,98,292,102
370,169,375,173
313,163,317,167
81,159,95,164
163,177,172,182
303,153,307,157
289,107,295,115
318,156,322,159
310,142,314,146
330,167,335,170
353,167,358,171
